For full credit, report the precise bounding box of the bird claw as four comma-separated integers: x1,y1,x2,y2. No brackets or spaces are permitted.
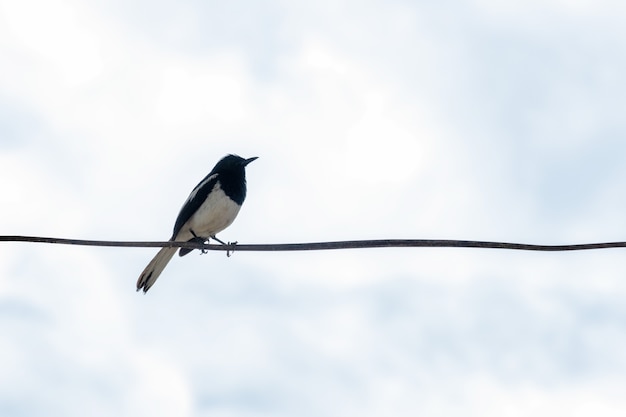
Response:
209,235,237,257
226,241,238,257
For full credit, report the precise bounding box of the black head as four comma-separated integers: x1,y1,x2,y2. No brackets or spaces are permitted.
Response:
211,154,258,174
209,154,257,205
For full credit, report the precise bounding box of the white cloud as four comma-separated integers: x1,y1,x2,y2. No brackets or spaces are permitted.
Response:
155,57,249,127
344,93,423,183
1,0,103,86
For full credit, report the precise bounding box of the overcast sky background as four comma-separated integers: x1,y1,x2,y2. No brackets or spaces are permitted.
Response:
2,0,626,416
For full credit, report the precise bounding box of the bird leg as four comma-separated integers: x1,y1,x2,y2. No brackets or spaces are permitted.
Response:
210,234,227,245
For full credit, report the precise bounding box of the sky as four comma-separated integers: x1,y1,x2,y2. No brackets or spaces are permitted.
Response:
2,0,626,416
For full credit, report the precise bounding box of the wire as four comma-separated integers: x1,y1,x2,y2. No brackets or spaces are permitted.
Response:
1,235,626,252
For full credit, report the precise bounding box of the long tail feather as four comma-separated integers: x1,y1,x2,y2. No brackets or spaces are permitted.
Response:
136,247,177,293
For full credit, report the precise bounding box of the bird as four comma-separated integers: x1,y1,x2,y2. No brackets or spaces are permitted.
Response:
136,154,258,293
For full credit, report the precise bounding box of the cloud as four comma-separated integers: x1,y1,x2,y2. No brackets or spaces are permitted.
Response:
2,0,626,416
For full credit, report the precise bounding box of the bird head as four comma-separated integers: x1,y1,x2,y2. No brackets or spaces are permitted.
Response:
213,154,258,173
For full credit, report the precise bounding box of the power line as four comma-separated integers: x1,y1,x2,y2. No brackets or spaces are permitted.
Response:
1,235,626,252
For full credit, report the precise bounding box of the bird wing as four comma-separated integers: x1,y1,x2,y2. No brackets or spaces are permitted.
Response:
171,172,219,239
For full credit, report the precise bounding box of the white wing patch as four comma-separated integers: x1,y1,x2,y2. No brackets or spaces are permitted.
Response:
183,173,218,207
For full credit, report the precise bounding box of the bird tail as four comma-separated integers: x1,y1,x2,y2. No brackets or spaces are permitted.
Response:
136,247,177,293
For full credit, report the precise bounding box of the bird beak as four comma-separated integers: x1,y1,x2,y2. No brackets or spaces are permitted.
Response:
243,157,258,166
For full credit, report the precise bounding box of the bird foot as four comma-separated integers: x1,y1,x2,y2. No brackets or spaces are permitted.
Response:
209,235,237,256
189,230,210,254
226,241,238,257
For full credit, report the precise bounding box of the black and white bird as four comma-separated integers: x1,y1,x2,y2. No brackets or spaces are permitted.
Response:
136,154,258,293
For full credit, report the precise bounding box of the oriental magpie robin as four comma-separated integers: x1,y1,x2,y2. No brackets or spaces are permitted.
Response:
136,154,257,293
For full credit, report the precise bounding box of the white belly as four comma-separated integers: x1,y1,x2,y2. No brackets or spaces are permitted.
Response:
175,183,241,241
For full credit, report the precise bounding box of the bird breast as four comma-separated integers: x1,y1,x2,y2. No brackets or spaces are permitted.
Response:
183,182,242,239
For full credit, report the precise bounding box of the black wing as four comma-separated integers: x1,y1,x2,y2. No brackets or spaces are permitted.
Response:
171,172,219,239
